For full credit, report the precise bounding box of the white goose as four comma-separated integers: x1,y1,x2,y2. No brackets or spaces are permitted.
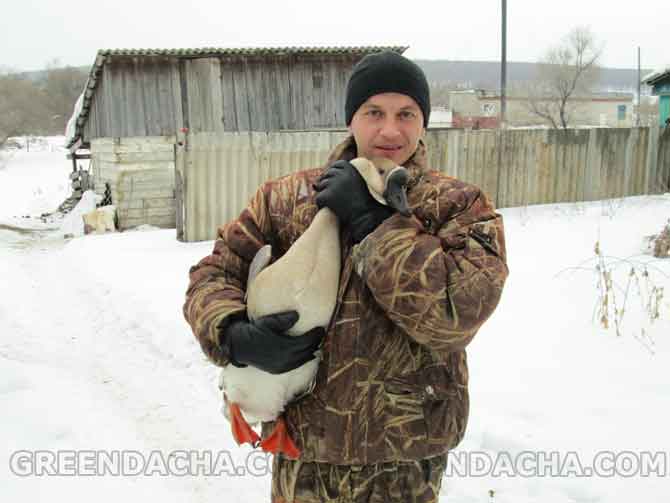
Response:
219,157,411,458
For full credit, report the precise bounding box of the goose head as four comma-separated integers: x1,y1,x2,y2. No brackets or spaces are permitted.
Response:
349,157,411,217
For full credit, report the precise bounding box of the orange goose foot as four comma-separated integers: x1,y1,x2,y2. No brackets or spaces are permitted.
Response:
259,416,300,459
230,402,261,446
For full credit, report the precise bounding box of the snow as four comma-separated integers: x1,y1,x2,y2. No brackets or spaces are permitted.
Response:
0,136,74,229
1,140,669,502
59,190,102,237
65,91,85,146
642,66,670,84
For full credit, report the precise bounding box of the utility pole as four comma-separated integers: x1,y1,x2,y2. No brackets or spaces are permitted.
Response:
637,46,641,127
496,0,508,208
500,0,507,129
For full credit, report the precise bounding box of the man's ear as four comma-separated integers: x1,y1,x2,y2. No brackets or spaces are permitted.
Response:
415,128,426,148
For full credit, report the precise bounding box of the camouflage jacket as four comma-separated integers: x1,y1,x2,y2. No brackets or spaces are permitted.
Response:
184,136,508,465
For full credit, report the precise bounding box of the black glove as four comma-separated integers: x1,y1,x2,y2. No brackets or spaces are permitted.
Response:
221,311,325,374
314,160,393,244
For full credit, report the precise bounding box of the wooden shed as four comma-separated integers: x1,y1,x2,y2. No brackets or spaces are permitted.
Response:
66,46,406,231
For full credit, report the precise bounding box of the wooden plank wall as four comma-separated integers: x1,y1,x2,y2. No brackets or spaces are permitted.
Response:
656,127,670,192
425,126,669,209
83,54,357,142
84,56,182,140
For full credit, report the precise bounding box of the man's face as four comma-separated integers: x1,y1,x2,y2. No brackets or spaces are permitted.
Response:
348,92,425,166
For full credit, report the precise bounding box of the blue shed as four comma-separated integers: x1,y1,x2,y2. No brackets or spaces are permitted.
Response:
644,67,670,126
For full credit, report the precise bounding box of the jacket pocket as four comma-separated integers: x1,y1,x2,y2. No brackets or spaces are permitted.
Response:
384,364,459,444
383,380,428,455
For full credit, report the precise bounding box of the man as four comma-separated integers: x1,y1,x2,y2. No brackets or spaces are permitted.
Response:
184,51,508,502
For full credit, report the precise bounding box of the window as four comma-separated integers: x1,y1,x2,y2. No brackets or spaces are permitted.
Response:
617,105,626,121
481,103,497,116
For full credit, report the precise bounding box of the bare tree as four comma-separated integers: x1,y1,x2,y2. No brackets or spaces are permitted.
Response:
0,63,87,148
0,74,47,148
526,26,603,129
42,62,87,134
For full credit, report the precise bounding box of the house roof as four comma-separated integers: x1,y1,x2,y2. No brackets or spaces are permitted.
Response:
643,67,670,85
67,45,407,149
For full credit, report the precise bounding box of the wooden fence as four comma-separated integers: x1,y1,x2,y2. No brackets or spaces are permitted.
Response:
177,126,670,241
425,126,670,209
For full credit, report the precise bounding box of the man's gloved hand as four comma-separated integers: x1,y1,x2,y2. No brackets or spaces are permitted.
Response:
222,311,325,374
314,160,393,244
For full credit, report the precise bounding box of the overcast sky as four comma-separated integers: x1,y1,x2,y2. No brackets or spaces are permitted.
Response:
2,0,668,73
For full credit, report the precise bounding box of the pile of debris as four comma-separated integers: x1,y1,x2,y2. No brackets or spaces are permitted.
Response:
48,166,117,237
57,166,91,214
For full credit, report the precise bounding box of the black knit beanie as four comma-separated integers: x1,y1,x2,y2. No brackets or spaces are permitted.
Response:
345,51,431,127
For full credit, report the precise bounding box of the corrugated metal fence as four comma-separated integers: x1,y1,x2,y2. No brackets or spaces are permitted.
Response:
177,127,670,242
176,130,348,241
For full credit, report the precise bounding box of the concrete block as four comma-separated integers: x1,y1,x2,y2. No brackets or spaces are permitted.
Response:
98,152,175,164
143,198,175,209
92,136,176,155
117,200,144,210
118,208,146,219
147,215,177,228
117,173,175,188
122,188,175,199
147,207,176,217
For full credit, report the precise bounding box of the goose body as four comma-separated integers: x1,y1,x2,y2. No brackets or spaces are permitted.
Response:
219,157,410,458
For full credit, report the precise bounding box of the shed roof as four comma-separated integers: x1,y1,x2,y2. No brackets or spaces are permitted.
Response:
67,45,407,149
97,46,407,57
643,67,670,86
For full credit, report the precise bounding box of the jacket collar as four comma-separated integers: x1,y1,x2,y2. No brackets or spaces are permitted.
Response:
323,135,427,190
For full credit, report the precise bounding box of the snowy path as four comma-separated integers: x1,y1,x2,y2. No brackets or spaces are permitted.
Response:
2,142,670,502
1,230,274,501
1,143,272,501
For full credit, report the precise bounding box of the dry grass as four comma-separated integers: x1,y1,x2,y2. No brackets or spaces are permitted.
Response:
593,240,665,354
650,220,670,258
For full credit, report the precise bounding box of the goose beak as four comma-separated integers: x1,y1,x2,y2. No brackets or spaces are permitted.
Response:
384,184,411,217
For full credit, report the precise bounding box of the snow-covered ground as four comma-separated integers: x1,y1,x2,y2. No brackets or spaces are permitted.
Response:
1,138,669,502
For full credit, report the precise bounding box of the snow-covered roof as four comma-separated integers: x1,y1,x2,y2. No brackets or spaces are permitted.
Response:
642,66,670,85
64,91,85,147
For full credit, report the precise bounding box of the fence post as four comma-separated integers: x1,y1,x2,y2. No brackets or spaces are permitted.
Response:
645,125,660,194
495,129,503,208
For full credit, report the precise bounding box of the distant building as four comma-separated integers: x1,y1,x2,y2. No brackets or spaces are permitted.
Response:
643,68,670,126
428,107,453,128
448,89,634,128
